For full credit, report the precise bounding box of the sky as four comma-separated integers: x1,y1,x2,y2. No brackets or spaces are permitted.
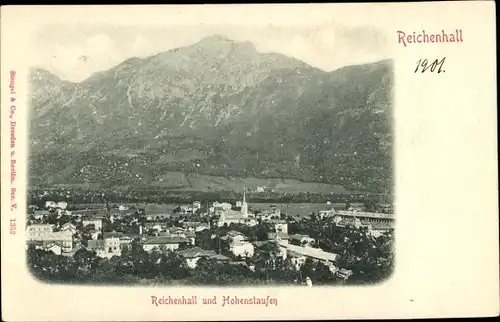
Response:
31,22,391,82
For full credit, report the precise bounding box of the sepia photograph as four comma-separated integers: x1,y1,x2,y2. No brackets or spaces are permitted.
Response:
26,23,395,287
2,3,499,321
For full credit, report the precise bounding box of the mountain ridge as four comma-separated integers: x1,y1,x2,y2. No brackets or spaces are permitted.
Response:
29,36,394,194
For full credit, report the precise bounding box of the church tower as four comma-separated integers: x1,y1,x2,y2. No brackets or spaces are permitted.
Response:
241,184,248,215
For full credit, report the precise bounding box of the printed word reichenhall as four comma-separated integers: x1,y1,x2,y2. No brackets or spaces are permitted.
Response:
397,29,463,47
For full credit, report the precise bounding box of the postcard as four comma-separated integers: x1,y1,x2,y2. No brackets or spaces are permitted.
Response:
1,2,498,321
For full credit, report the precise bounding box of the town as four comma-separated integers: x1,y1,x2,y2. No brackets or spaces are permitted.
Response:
26,188,394,286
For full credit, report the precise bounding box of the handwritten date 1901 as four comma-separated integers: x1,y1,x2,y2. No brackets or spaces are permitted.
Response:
415,57,446,73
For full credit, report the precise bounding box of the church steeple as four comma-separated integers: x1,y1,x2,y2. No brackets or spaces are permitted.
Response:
241,184,248,215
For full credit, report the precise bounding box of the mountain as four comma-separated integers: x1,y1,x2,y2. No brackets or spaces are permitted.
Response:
28,35,393,194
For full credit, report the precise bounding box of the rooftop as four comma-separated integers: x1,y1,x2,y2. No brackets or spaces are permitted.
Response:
289,234,313,240
178,247,217,258
280,243,338,262
224,230,249,240
336,210,394,220
143,236,189,245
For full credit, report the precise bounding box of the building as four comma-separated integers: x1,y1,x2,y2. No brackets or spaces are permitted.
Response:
256,186,265,193
178,247,231,268
88,229,100,240
334,210,394,236
144,222,163,232
45,201,57,209
271,220,288,234
223,230,254,258
185,231,196,246
142,236,189,252
32,210,50,220
289,234,315,247
368,221,394,238
279,242,338,272
259,209,281,222
60,222,77,235
267,232,290,257
179,205,198,214
56,201,68,210
29,240,63,255
318,209,336,219
184,221,210,232
169,227,186,238
240,188,248,215
212,202,232,211
82,219,102,231
193,201,201,209
26,224,73,252
87,237,121,258
103,232,145,250
336,268,353,280
217,189,254,227
217,210,250,227
26,224,54,238
243,217,258,227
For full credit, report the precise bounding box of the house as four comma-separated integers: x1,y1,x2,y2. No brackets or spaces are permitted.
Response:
60,222,77,235
336,210,394,221
268,232,289,244
46,242,63,255
32,210,50,220
26,224,73,252
259,210,280,222
318,209,336,219
289,234,315,247
103,232,143,249
368,221,393,238
45,201,57,209
144,222,163,232
169,227,186,238
193,201,201,209
271,220,288,234
335,268,353,280
82,219,102,231
26,224,54,239
179,205,198,214
212,202,232,211
184,221,210,232
68,209,100,217
87,237,121,259
142,236,189,252
29,240,63,255
178,247,232,268
245,217,258,227
256,186,265,193
56,201,68,210
236,201,242,207
279,242,339,271
223,231,254,258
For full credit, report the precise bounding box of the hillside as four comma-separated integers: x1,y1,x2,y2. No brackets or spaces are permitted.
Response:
28,35,393,193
